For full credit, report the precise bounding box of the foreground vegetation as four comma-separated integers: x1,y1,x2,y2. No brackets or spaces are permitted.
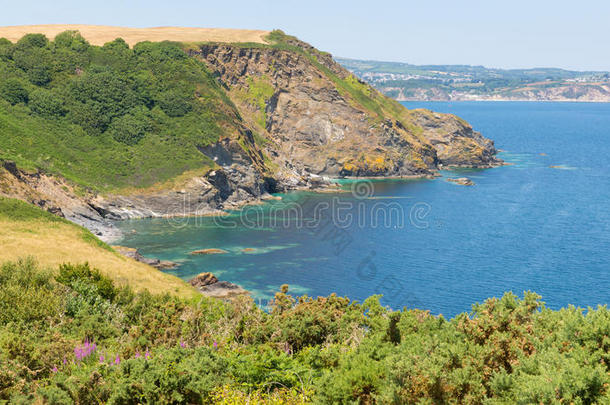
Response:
1,257,609,404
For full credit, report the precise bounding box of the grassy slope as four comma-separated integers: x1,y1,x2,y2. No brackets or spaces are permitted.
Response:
0,101,219,191
0,197,198,298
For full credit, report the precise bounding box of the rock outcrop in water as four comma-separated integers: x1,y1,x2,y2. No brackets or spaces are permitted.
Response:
0,30,501,242
189,272,248,299
446,177,475,186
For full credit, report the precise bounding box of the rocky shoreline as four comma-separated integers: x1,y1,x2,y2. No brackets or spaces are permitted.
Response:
0,157,503,244
0,37,502,245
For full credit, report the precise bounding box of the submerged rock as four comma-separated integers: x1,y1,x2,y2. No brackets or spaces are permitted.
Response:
446,177,475,186
112,246,180,270
189,272,248,299
190,248,229,255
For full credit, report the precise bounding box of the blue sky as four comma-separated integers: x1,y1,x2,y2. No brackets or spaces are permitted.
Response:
1,0,608,71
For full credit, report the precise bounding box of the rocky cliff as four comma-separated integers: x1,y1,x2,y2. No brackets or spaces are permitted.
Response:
192,33,500,178
0,29,500,241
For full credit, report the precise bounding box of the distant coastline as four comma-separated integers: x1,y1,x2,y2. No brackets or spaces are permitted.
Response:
398,97,610,103
338,57,610,103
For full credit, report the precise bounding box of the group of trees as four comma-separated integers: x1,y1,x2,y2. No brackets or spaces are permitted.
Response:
1,258,609,403
0,31,235,189
0,31,214,145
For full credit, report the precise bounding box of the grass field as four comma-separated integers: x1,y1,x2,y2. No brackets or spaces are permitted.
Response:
0,25,269,46
0,197,198,298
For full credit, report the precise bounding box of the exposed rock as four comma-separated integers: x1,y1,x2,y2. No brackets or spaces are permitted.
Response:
190,248,229,255
113,246,179,270
0,162,121,241
194,43,501,179
189,272,248,299
446,177,475,186
189,272,218,287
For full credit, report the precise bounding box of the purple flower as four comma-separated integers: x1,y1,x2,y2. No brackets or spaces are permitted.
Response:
213,341,218,349
180,340,186,348
74,339,97,362
51,366,58,373
114,355,120,365
144,348,151,360
99,354,105,364
63,356,67,365
135,351,141,359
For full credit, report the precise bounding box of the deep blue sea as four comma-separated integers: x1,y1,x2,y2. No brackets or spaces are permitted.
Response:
116,102,610,318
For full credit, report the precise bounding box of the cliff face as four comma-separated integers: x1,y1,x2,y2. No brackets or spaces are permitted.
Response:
0,30,501,241
192,36,500,179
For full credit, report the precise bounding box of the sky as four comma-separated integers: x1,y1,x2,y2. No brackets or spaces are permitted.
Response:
1,0,609,71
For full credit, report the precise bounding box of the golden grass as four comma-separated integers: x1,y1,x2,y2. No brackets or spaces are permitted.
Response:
0,24,270,46
0,218,198,298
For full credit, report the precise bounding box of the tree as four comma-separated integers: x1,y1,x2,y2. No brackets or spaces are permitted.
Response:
53,31,89,52
28,89,66,117
156,89,193,117
107,107,152,145
12,34,53,86
0,78,29,104
14,33,49,50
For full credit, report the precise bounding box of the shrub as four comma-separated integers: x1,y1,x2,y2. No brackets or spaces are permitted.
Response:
0,258,61,325
56,262,117,301
2,260,610,403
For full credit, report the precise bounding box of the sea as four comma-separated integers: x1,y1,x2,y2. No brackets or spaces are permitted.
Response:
115,101,610,318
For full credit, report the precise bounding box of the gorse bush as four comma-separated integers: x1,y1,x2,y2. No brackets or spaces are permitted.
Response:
56,262,118,301
1,259,610,403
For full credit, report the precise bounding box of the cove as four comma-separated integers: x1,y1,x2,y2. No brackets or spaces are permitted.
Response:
115,101,610,318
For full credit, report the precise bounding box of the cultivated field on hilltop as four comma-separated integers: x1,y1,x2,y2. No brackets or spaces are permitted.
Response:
0,25,269,46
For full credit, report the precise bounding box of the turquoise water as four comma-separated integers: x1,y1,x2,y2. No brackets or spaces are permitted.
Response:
115,102,610,317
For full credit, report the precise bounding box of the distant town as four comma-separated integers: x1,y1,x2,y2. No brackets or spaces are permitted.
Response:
338,58,610,102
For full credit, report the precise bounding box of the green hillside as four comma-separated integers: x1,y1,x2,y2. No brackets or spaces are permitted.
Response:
0,32,240,191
